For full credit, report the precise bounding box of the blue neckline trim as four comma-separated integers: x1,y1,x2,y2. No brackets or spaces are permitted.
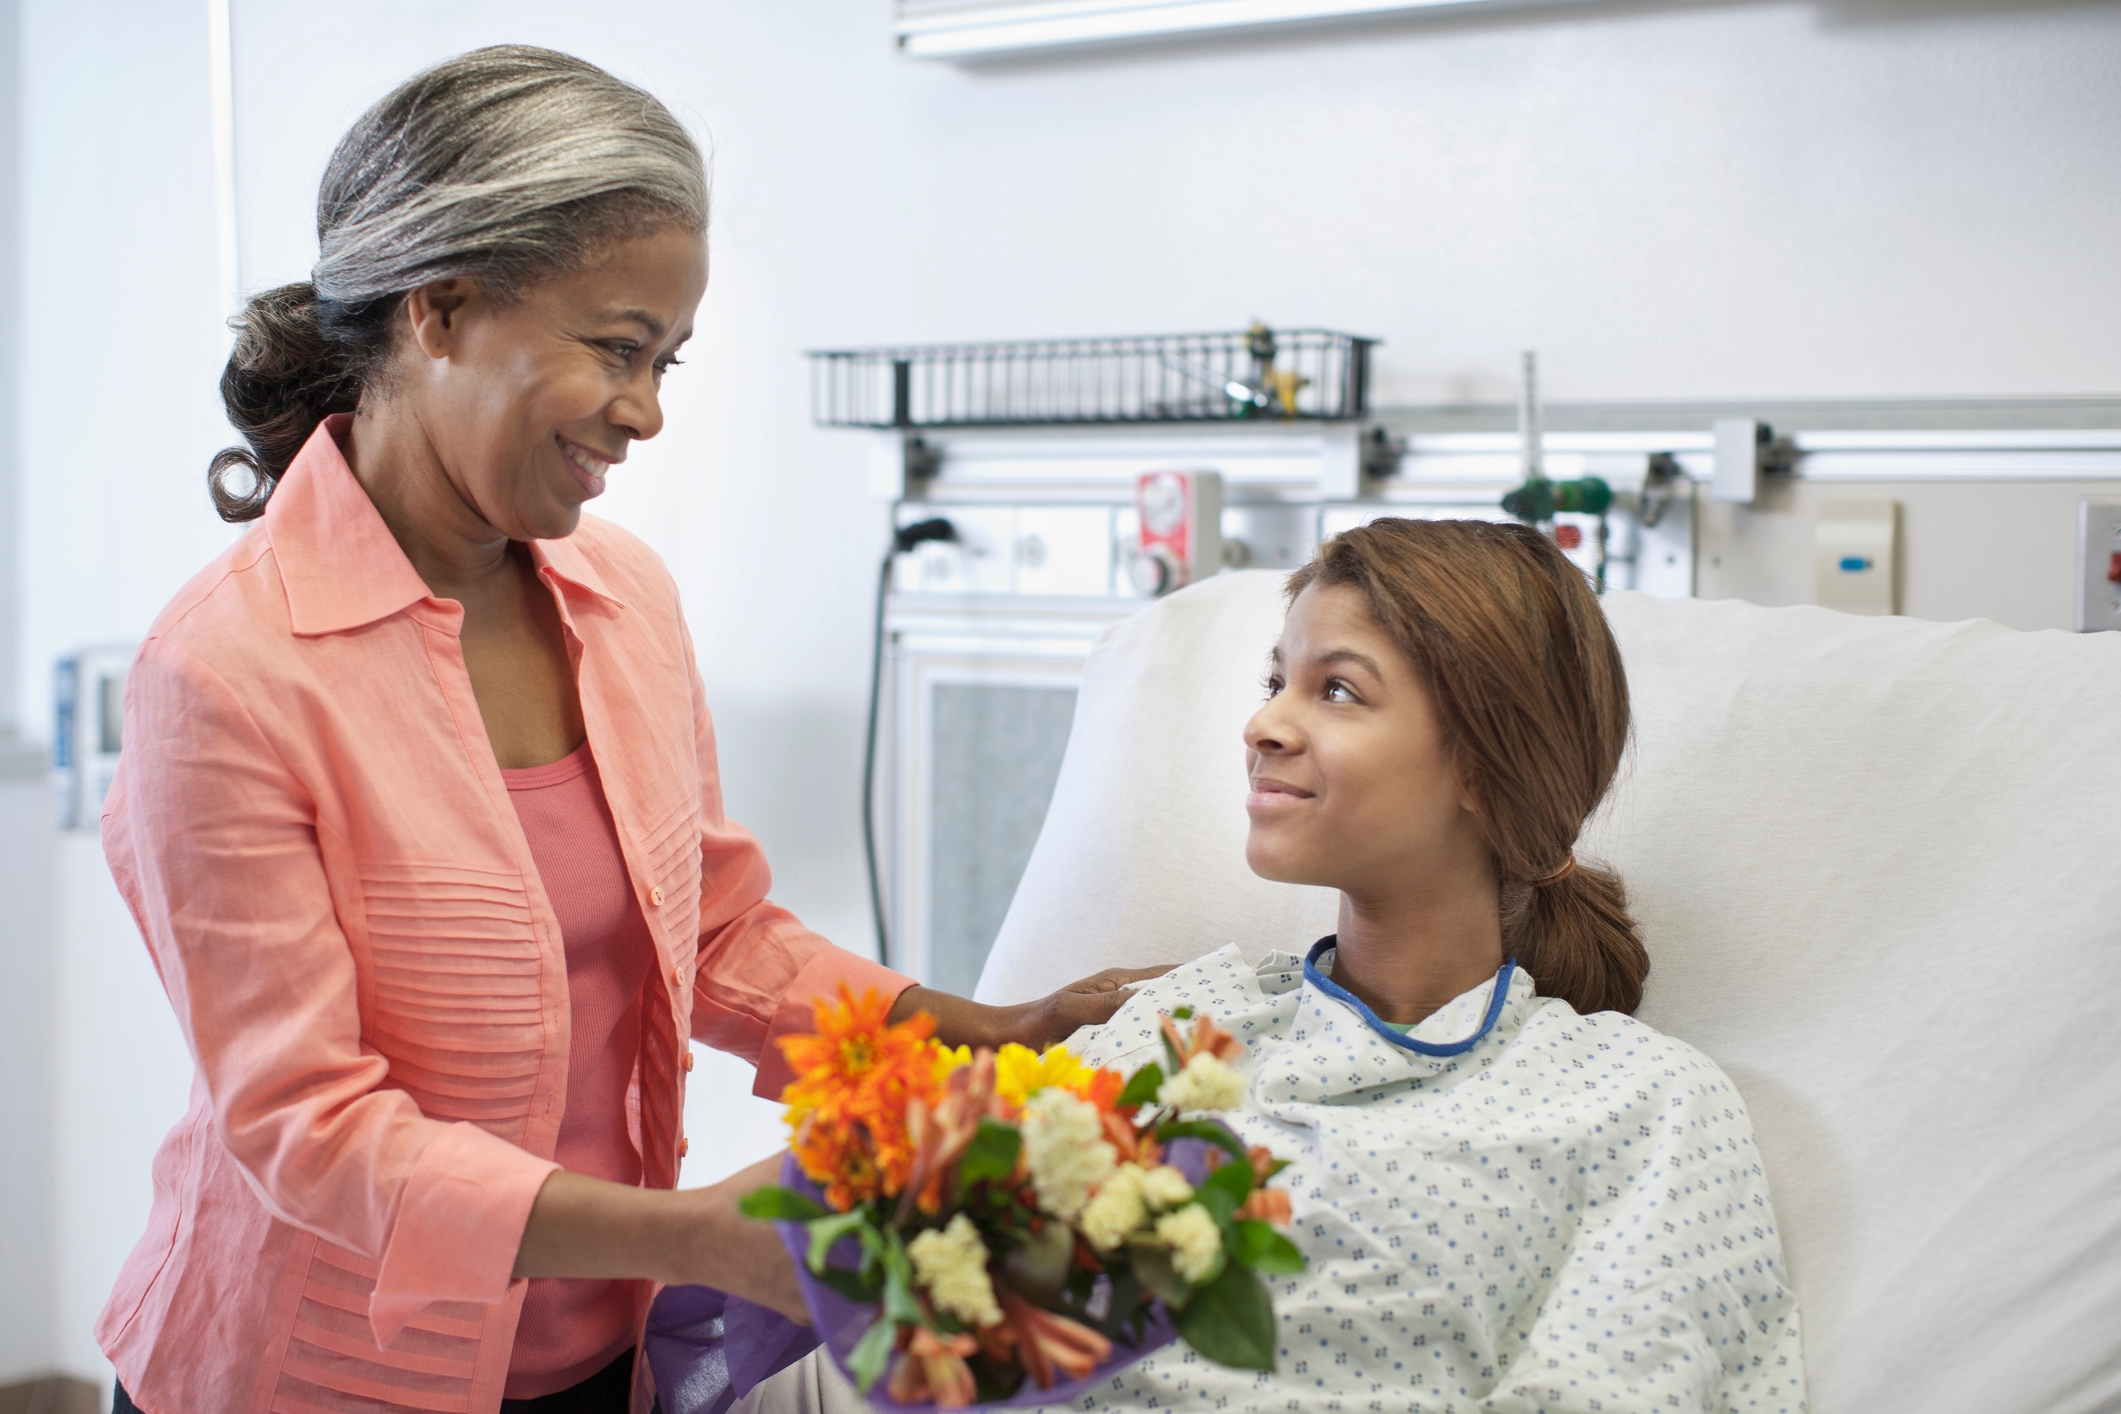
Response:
1303,936,1517,1058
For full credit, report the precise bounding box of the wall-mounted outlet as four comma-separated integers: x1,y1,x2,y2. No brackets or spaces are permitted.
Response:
1816,501,1899,616
2076,498,2121,633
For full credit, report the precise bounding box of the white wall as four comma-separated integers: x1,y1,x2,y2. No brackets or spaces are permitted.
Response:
8,0,2120,1387
4,0,232,1388
224,0,2121,1154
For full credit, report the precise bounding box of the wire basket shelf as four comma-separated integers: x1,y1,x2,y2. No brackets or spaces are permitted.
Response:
809,328,1375,430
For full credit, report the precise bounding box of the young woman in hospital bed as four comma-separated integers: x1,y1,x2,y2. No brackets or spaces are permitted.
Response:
751,516,1804,1414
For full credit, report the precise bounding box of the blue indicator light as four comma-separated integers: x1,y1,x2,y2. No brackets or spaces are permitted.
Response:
1839,556,1872,573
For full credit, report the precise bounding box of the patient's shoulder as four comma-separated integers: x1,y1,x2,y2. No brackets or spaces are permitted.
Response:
1516,999,1757,1124
1072,944,1298,1071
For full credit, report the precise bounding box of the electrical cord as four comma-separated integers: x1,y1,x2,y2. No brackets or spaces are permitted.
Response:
863,517,958,969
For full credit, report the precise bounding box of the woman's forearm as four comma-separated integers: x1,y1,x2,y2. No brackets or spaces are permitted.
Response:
888,984,1022,1051
512,1154,804,1317
888,967,1171,1054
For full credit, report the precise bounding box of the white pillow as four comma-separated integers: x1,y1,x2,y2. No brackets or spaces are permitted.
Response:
979,568,2121,1414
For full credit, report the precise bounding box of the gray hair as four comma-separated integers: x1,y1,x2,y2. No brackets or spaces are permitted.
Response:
209,45,708,522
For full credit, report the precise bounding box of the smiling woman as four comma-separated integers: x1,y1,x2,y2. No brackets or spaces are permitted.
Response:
98,45,1153,1414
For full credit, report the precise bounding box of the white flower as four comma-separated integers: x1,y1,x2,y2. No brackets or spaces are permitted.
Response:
1078,1164,1149,1251
1154,1203,1224,1284
1020,1088,1116,1221
1138,1164,1194,1211
1156,1052,1248,1113
907,1214,1003,1327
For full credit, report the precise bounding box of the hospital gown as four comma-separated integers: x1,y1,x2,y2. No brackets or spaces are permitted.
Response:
1042,943,1808,1414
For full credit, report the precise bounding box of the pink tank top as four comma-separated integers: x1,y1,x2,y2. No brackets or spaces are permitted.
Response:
499,743,657,1399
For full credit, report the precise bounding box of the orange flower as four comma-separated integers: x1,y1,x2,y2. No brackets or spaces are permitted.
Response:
778,986,942,1120
1078,1066,1125,1114
1235,1188,1293,1224
778,987,954,1208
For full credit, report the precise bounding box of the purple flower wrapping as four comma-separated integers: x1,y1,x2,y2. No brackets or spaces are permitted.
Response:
645,1283,820,1414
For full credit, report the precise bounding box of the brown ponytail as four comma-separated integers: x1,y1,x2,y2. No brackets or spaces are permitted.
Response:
1285,518,1649,1015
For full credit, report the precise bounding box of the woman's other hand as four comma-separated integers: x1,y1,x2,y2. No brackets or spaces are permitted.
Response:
888,966,1173,1054
675,1153,809,1321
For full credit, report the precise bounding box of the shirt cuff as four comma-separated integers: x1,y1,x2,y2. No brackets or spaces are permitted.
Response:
369,1121,561,1348
753,946,916,1101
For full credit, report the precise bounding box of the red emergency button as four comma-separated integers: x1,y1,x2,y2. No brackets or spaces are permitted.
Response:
678,1137,690,1158
682,1050,695,1073
2107,551,2121,584
650,886,665,906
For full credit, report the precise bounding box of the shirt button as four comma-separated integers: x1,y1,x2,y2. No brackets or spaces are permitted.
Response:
649,886,665,906
682,1051,695,1073
672,965,686,987
678,1137,690,1158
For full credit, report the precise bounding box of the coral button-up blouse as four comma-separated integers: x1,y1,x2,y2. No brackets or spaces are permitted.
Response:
95,416,909,1414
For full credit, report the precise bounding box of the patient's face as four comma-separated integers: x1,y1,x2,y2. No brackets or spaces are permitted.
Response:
1243,583,1482,898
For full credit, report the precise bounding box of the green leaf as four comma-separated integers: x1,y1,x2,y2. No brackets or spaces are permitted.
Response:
957,1118,1023,1193
1233,1220,1306,1275
1124,1238,1193,1310
1154,1120,1249,1165
738,1186,828,1223
879,1229,923,1326
1173,1261,1277,1371
1201,1156,1255,1209
846,1314,900,1393
1117,1063,1165,1111
1169,1005,1196,1021
812,1264,885,1304
805,1210,872,1274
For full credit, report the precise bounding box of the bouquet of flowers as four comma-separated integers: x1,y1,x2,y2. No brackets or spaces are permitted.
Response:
739,987,1305,1409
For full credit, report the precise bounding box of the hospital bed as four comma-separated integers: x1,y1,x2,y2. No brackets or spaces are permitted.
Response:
974,570,2121,1414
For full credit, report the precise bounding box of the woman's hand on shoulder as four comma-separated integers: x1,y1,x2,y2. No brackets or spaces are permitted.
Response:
890,966,1172,1054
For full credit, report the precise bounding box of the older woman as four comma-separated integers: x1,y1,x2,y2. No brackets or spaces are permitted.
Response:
99,47,1150,1414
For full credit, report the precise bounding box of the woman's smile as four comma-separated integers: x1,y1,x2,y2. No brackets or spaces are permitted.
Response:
556,433,619,499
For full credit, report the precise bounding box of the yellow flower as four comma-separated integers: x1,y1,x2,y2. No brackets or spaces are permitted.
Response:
931,1041,972,1084
995,1043,1101,1109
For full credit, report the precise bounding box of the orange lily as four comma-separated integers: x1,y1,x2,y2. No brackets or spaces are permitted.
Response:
897,1050,1004,1221
1236,1188,1293,1224
1101,1110,1162,1167
1160,1012,1243,1068
994,1290,1112,1389
886,1327,979,1408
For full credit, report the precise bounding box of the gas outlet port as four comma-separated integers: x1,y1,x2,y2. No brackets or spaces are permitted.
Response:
2076,498,2121,633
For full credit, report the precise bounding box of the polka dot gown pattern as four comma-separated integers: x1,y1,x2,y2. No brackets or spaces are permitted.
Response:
1049,946,1806,1414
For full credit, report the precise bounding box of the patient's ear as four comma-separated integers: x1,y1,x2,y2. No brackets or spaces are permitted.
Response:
1453,755,1484,817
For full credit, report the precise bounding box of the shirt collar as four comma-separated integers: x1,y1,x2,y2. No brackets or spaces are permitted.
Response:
266,415,625,636
530,527,624,609
267,416,430,637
